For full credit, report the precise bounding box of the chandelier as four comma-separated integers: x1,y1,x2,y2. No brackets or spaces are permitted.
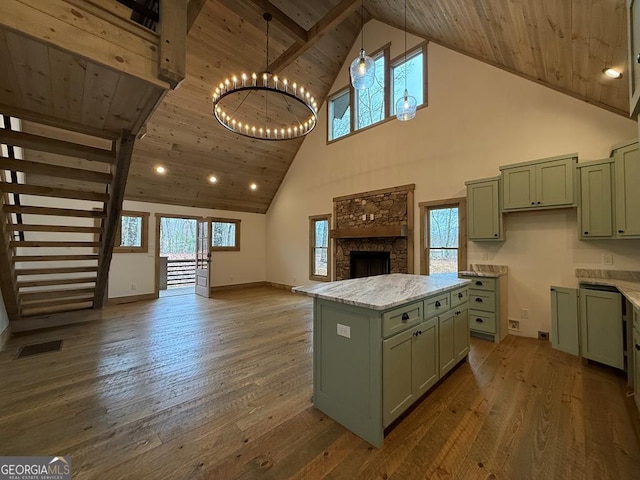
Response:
212,13,318,141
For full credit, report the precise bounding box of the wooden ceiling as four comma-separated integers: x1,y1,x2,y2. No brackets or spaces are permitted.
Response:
126,0,630,214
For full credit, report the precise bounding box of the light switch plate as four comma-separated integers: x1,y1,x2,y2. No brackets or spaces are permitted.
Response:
337,323,351,338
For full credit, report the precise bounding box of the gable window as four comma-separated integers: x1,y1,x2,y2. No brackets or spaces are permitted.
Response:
309,214,331,281
328,88,351,141
211,218,240,251
355,52,386,130
391,48,425,115
419,198,467,274
115,211,149,253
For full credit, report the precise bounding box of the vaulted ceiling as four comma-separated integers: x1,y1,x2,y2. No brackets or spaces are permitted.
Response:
125,0,630,214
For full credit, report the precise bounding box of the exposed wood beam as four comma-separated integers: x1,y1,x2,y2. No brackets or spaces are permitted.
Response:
159,0,187,89
0,130,116,164
0,159,112,184
245,0,308,44
94,131,135,309
269,0,360,73
187,0,207,32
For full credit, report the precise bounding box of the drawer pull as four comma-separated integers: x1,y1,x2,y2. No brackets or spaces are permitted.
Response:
401,312,409,322
435,301,441,308
584,231,588,235
457,292,464,298
636,344,640,351
475,318,484,323
475,281,482,286
618,229,624,234
475,298,483,303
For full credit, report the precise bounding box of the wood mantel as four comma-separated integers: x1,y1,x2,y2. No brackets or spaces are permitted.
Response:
330,225,408,239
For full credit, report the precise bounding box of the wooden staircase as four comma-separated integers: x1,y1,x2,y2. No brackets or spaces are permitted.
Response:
0,117,134,320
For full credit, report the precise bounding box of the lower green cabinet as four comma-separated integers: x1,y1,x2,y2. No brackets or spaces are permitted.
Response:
382,318,439,427
550,286,623,369
439,307,469,377
454,308,470,361
633,324,640,413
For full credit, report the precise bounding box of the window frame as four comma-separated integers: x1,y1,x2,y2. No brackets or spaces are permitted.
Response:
326,41,428,145
114,210,150,253
390,45,427,116
327,86,352,141
354,48,389,131
309,214,332,282
419,198,467,275
210,217,241,251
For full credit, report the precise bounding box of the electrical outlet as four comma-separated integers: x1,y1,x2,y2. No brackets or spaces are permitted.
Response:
131,283,137,291
337,323,351,338
602,254,613,265
508,319,520,330
538,331,549,341
521,308,529,319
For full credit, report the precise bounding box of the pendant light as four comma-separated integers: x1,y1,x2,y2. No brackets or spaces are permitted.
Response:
396,0,417,121
350,0,375,90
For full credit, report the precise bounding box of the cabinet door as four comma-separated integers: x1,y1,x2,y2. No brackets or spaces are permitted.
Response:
579,163,613,238
413,318,439,398
629,0,640,117
614,142,640,237
579,289,623,369
467,180,502,240
550,286,579,356
439,311,456,377
536,158,575,207
634,327,640,413
502,165,535,210
453,308,469,361
383,326,416,426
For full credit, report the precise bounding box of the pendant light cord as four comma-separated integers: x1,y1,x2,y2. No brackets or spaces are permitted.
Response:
404,0,408,92
360,0,364,51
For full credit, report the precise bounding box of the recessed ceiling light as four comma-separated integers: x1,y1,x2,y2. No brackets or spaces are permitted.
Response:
155,166,166,174
603,68,623,79
209,175,217,184
250,183,258,191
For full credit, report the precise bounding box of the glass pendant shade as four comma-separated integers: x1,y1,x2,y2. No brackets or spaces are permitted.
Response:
350,48,375,90
396,89,417,121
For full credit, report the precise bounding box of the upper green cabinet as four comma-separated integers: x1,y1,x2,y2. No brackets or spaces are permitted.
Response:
577,159,614,239
628,0,640,117
500,155,577,211
466,177,503,241
614,142,640,237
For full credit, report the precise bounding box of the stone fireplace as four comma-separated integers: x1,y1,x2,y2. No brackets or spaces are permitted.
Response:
332,185,414,281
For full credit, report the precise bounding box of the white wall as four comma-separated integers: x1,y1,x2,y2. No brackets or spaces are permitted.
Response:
265,20,640,338
108,200,266,298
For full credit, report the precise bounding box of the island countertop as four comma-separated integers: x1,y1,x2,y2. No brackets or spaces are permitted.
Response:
292,273,470,311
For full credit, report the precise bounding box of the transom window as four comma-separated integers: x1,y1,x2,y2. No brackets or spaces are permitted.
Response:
391,49,424,115
309,214,331,281
328,88,351,141
355,52,386,130
211,218,240,251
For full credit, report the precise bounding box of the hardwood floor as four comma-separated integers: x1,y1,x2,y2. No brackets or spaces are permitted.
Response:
0,286,639,479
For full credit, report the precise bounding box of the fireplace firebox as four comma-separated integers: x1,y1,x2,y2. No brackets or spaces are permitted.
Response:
350,251,391,279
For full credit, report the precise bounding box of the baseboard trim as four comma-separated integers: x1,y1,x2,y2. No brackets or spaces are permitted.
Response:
0,324,11,350
267,282,294,291
108,293,157,305
210,281,269,293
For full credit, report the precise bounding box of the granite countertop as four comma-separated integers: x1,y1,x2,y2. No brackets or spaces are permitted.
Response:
459,264,508,278
292,273,470,311
575,269,640,310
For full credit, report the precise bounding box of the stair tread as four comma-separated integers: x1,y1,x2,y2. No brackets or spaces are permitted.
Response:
5,206,106,218
13,255,99,262
17,277,97,288
20,287,96,301
16,266,99,275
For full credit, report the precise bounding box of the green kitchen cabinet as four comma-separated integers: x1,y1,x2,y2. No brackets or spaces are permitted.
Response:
500,154,577,211
439,306,469,378
549,286,624,369
613,141,640,238
453,308,470,361
382,317,439,427
634,317,640,413
461,275,509,343
466,177,503,241
577,159,614,239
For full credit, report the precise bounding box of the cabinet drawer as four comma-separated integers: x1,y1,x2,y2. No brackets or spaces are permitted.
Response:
424,293,451,318
451,287,468,308
469,290,495,312
469,310,496,334
466,277,496,291
382,301,423,338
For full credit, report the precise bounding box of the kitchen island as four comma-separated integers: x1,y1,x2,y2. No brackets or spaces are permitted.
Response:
293,273,471,447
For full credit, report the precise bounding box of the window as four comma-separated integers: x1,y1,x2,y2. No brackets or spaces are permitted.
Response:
355,52,386,130
391,49,424,115
326,42,427,143
211,218,240,251
328,88,351,141
309,214,331,281
419,199,467,274
114,211,149,253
